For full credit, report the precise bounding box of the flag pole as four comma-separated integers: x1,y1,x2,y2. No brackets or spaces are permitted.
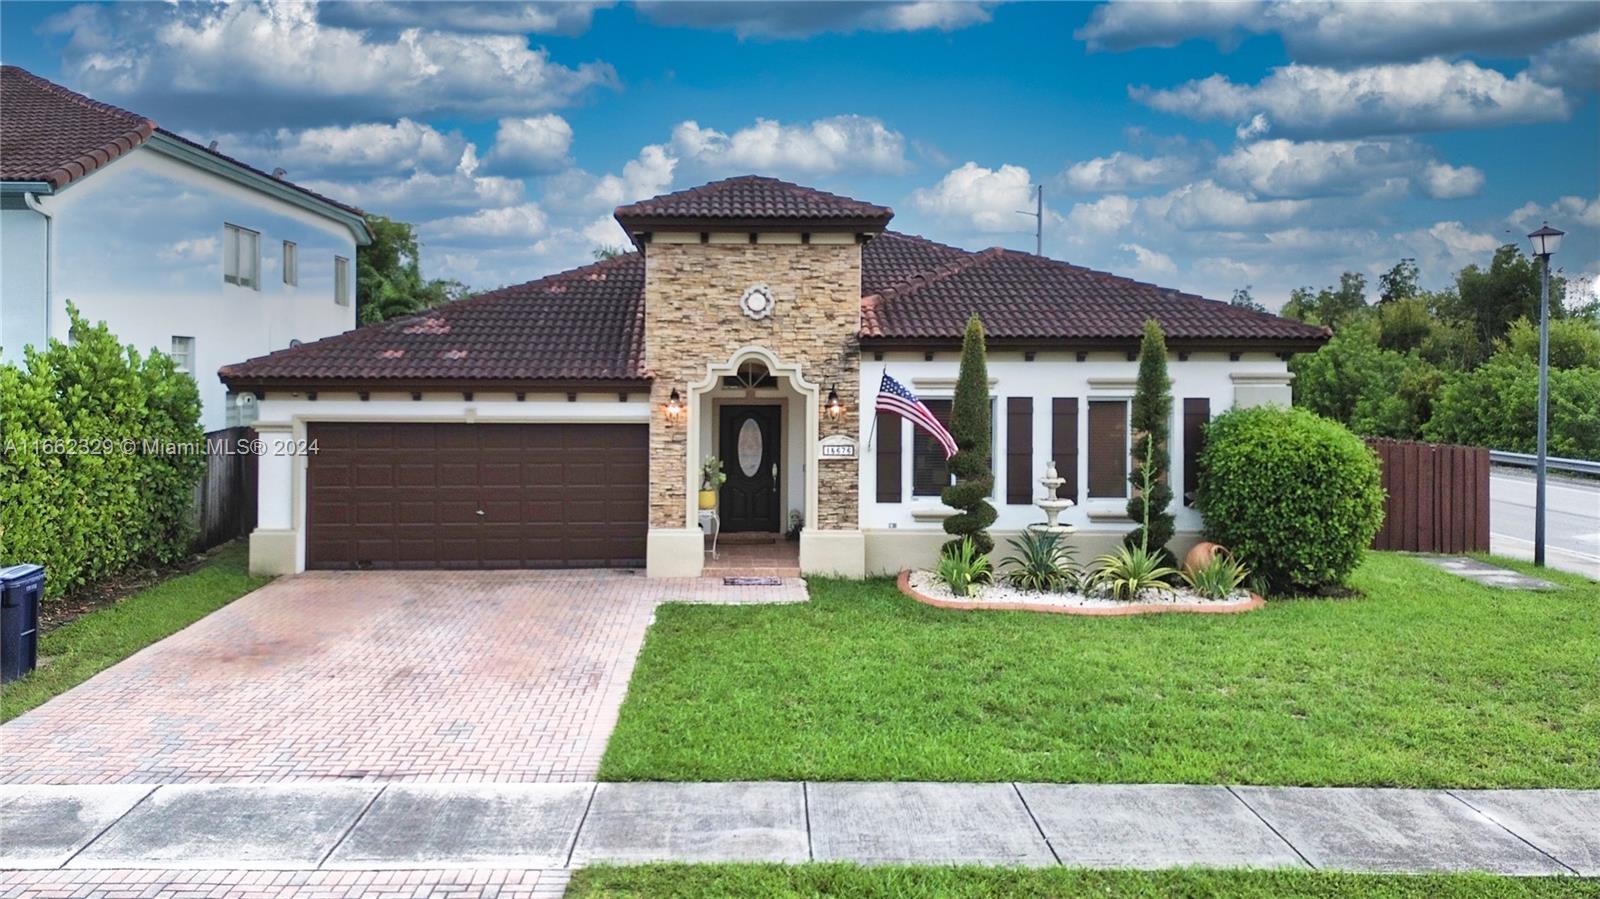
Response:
865,369,881,451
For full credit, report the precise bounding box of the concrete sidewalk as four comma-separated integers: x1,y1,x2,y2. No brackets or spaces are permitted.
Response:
4,782,1595,878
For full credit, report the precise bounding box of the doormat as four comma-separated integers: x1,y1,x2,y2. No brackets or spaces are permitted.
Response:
723,576,783,586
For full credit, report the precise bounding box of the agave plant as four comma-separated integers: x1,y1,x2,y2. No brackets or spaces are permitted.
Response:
935,536,993,598
1182,549,1250,600
1001,529,1077,593
1090,544,1179,601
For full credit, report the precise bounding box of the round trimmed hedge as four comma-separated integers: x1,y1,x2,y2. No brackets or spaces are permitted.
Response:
1196,405,1384,594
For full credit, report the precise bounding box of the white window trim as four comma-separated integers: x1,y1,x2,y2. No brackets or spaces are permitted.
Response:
1085,396,1133,505
906,396,998,500
334,255,351,306
170,336,195,375
224,223,260,290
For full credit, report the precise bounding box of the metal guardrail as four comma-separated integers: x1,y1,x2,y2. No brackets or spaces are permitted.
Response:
1489,450,1600,477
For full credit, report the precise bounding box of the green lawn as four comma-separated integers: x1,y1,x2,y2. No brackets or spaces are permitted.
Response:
566,864,1599,898
1,542,271,722
600,553,1599,787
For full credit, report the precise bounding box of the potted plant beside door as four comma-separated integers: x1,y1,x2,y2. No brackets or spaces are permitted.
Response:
700,456,726,509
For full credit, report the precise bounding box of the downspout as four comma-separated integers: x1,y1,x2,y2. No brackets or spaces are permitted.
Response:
23,191,53,344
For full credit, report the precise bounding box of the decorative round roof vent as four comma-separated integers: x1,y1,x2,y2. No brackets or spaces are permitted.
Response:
740,284,775,321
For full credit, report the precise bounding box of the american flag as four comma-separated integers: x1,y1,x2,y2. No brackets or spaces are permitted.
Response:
875,372,956,459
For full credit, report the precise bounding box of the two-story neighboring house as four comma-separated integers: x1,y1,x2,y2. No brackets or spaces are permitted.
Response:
0,65,372,432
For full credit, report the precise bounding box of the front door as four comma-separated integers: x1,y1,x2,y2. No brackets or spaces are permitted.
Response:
718,405,781,532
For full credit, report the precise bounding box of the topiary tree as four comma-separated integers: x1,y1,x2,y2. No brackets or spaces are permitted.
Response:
942,314,997,556
1125,319,1175,554
1196,406,1384,594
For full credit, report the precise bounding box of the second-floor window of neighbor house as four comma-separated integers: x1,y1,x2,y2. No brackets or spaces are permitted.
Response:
335,255,350,306
224,223,259,289
283,240,298,286
170,336,195,375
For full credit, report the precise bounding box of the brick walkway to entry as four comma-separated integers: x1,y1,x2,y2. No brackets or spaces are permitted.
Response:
0,571,804,785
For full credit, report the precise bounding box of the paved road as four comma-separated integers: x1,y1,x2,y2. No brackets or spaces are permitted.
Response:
1490,469,1600,580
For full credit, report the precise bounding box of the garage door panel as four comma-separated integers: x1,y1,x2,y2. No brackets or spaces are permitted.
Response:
307,422,647,569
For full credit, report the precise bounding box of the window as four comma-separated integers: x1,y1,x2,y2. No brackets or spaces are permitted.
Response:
170,336,195,375
1087,399,1130,498
334,255,350,306
911,399,954,497
223,224,259,289
1182,398,1211,506
282,240,298,286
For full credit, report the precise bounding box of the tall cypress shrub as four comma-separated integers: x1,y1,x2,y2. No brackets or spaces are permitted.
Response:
1125,318,1175,553
942,315,997,555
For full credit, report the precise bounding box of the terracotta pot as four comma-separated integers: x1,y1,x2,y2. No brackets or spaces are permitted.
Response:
698,489,717,510
1183,541,1227,574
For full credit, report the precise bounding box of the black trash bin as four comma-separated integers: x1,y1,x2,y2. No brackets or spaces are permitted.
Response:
1,564,45,683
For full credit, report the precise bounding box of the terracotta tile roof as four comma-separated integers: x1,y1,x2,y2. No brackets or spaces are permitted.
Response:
862,231,973,295
220,204,1327,388
860,246,1330,346
1,66,363,221
219,254,648,389
1,65,154,189
614,175,893,229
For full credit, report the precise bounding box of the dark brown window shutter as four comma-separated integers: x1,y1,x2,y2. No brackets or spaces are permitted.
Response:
1006,397,1033,504
1087,399,1129,499
1182,398,1210,506
1051,398,1079,503
875,411,902,503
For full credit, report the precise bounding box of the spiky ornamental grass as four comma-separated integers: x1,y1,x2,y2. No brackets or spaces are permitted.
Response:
941,314,997,556
1125,318,1175,554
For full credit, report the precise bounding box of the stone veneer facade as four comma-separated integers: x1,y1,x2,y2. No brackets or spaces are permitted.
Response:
643,239,862,531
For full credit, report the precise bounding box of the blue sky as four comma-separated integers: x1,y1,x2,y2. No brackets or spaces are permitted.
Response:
4,1,1597,307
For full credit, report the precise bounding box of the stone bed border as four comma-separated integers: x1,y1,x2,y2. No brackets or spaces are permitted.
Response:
897,569,1266,617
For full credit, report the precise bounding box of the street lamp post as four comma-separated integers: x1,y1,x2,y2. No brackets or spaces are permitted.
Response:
1527,222,1564,567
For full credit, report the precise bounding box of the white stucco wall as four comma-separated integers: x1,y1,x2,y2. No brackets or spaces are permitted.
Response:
0,207,49,359
856,350,1293,538
9,146,358,431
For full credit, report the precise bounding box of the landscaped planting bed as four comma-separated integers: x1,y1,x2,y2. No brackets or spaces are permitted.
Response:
600,553,1599,787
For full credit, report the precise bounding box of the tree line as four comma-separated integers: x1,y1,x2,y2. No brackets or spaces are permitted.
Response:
1254,245,1599,460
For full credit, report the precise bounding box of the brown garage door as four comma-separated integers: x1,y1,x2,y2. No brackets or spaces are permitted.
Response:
305,423,648,569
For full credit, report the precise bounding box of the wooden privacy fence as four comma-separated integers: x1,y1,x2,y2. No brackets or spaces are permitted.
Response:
1365,438,1489,553
192,427,259,551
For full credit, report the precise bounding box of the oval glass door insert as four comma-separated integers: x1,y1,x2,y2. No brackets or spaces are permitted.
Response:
737,418,763,476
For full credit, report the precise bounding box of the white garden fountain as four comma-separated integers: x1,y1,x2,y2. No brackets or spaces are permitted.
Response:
1033,460,1075,536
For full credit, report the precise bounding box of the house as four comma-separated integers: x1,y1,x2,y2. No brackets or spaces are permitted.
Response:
0,66,373,432
219,176,1328,578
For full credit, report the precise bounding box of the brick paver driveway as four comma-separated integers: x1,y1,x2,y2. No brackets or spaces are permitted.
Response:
0,571,803,785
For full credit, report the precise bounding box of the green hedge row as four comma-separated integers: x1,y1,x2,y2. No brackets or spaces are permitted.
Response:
1,305,205,599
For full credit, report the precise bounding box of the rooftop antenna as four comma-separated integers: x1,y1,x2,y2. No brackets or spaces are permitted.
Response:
1016,184,1042,256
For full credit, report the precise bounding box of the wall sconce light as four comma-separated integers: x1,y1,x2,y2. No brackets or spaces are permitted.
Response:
826,385,843,419
664,387,683,420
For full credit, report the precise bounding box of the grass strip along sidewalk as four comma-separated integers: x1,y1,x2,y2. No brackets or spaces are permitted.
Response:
2,541,270,722
566,864,1599,898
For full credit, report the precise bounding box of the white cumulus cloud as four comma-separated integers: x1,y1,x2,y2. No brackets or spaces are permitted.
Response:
487,115,575,174
670,116,909,176
44,0,619,129
1061,151,1200,192
1420,162,1486,200
1120,242,1178,275
911,162,1038,232
1078,1,1600,64
637,1,994,39
1530,29,1600,90
1132,60,1572,138
425,203,550,243
207,119,467,177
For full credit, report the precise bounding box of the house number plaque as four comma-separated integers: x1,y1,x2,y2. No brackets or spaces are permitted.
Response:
819,435,857,460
